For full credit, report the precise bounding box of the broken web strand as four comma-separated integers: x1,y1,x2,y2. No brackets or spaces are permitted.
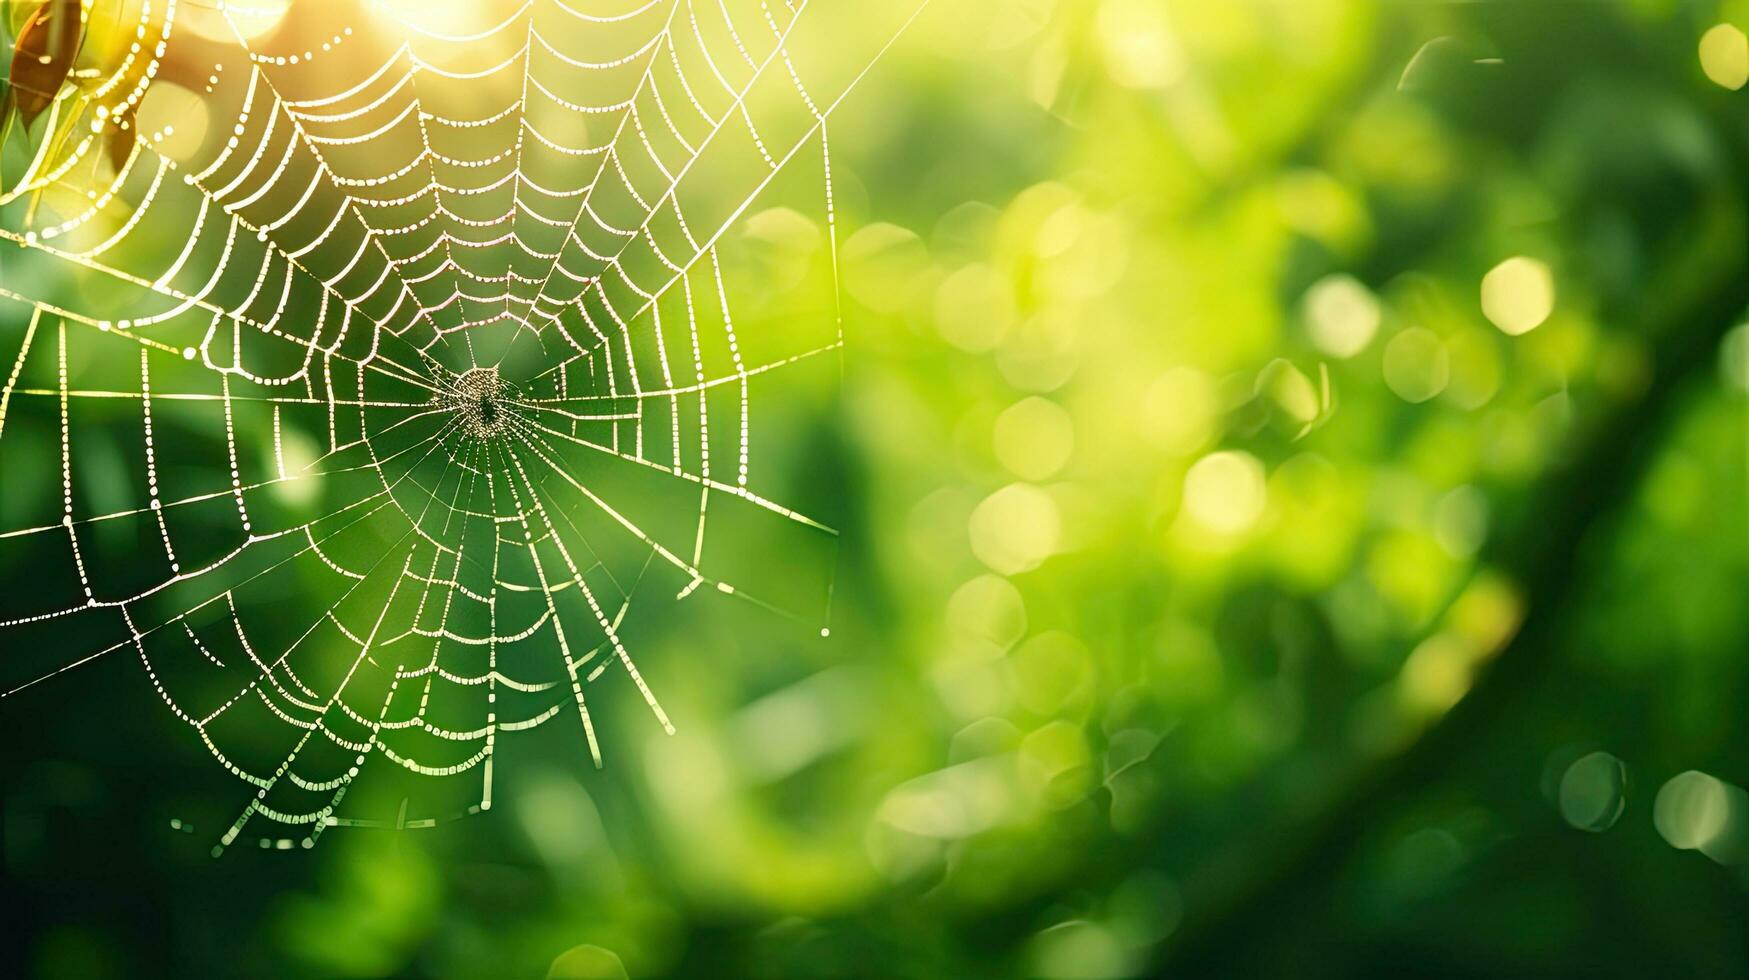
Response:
0,0,928,851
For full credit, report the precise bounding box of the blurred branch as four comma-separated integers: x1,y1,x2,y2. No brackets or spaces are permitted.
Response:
1156,71,1749,980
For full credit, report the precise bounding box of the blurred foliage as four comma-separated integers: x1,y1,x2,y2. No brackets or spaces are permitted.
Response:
8,0,1749,977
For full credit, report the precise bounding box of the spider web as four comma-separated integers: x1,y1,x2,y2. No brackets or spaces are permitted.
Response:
0,0,920,853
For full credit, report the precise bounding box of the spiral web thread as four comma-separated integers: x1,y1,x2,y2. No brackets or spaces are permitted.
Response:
0,0,921,852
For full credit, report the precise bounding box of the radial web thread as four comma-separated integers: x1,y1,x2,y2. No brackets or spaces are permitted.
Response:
0,0,921,852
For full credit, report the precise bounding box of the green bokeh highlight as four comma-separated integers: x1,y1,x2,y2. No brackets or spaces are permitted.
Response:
7,0,1749,977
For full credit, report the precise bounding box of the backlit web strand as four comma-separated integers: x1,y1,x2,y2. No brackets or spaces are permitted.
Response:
0,0,922,853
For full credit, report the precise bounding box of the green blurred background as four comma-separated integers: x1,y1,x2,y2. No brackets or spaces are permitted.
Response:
9,0,1749,976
